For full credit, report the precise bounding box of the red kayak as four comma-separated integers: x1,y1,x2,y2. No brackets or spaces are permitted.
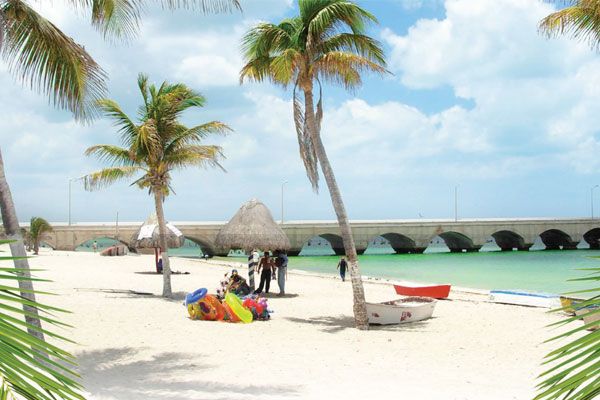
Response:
393,283,451,299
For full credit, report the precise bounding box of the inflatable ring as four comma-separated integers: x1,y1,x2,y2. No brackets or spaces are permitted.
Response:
204,295,226,321
225,293,253,323
185,288,207,306
223,302,240,322
187,303,201,320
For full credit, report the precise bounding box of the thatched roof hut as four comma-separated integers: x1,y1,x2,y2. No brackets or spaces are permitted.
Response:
215,199,290,253
131,213,185,249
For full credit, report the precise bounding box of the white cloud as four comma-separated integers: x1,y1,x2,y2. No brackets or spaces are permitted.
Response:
383,0,600,173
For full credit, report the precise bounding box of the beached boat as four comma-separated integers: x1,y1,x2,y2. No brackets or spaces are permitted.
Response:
575,307,600,331
489,290,561,308
393,283,451,299
366,296,437,325
560,296,585,315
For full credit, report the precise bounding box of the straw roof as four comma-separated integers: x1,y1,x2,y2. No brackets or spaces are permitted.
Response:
215,199,290,252
131,213,185,249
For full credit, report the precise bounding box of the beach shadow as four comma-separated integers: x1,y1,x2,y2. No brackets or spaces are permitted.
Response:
259,293,300,299
76,347,302,400
284,315,434,333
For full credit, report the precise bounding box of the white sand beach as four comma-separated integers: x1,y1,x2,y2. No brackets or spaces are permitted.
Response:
26,249,570,400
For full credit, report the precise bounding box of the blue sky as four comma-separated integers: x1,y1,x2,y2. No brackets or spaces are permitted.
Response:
2,0,600,223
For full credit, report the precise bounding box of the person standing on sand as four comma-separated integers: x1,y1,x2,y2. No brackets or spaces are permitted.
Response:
276,250,288,296
92,240,98,252
255,251,273,294
337,256,347,282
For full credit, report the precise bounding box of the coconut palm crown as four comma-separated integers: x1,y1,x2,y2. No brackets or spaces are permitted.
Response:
83,74,231,296
240,0,387,190
539,0,600,50
28,216,52,255
240,0,387,329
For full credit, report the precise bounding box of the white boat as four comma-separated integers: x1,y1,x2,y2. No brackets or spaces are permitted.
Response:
489,290,561,308
366,296,437,325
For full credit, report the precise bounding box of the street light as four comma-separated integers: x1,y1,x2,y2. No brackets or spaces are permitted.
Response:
454,185,459,222
281,180,288,224
68,176,84,225
591,185,599,219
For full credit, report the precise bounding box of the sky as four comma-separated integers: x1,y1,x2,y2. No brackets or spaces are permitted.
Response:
2,0,600,223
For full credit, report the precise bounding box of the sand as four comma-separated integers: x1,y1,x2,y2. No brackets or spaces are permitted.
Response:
21,249,572,400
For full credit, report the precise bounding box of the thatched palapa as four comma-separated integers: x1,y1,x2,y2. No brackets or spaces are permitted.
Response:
215,199,290,252
131,213,185,249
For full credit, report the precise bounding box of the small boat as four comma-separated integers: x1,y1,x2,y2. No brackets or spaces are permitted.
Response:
489,290,561,308
575,307,600,331
393,283,451,299
366,296,437,325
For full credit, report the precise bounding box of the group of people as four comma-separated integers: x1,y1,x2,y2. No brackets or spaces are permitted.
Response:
248,250,288,296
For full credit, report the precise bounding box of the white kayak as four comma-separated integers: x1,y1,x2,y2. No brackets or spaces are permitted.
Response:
489,290,561,308
366,296,437,325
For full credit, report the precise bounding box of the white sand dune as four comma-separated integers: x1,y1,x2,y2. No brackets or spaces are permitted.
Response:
23,250,570,400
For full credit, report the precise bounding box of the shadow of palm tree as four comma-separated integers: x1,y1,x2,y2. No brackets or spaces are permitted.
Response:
284,315,433,333
76,347,301,400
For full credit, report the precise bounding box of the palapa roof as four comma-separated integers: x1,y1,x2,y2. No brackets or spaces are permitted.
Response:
131,213,185,249
215,199,290,252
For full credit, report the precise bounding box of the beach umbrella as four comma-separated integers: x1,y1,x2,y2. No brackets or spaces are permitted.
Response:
215,199,290,288
131,213,185,272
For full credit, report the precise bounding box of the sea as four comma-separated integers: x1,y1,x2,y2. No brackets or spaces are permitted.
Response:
72,237,600,295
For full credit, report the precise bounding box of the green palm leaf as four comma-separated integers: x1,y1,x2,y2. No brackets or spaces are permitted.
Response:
540,0,600,50
0,240,84,400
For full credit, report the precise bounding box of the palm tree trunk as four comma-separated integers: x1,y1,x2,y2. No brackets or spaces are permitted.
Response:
303,88,369,330
153,189,172,297
0,149,46,341
33,239,39,255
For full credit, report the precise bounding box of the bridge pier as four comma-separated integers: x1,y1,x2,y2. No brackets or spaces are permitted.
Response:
287,250,301,257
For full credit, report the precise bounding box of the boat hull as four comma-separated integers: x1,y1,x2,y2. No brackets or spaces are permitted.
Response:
489,290,561,308
393,284,451,299
575,308,600,331
366,297,437,325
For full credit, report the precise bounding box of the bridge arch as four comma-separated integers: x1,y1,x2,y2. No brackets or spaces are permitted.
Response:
584,228,600,249
378,233,423,254
298,233,344,256
491,230,528,251
539,229,578,250
437,231,478,253
184,236,216,256
75,237,131,251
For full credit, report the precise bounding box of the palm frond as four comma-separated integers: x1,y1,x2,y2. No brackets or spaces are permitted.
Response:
165,121,231,153
85,144,135,166
90,0,144,41
82,166,141,191
0,240,84,400
315,51,387,89
1,0,107,120
157,0,241,12
539,0,600,50
535,267,600,400
164,145,225,171
319,33,386,65
97,99,139,144
302,0,378,38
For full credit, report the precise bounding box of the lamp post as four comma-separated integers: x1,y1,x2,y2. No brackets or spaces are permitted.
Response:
454,185,459,222
281,180,288,224
68,176,84,225
592,185,599,219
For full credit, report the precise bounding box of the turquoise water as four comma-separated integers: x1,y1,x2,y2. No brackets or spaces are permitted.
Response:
76,238,598,295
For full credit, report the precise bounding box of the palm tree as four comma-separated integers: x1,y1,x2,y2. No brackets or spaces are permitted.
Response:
0,0,239,396
539,0,600,49
239,0,387,329
28,217,52,255
538,4,600,399
83,74,230,297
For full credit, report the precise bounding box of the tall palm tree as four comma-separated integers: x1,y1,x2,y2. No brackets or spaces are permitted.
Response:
539,0,600,49
239,0,387,329
83,74,230,297
0,0,239,395
28,217,52,255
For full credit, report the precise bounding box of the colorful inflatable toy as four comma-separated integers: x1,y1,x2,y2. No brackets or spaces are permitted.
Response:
223,302,241,322
225,293,253,323
197,295,226,321
185,288,207,306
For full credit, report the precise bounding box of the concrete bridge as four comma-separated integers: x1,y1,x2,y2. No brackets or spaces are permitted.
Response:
41,218,600,256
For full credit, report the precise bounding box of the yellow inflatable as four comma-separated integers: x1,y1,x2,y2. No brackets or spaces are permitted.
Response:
225,293,253,323
187,303,202,320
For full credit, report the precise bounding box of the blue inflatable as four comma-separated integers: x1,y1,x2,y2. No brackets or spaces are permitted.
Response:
185,288,207,306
